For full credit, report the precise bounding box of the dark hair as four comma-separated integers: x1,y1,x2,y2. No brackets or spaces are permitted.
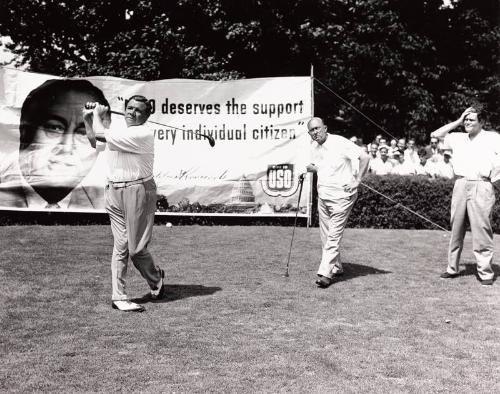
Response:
19,79,109,147
468,101,487,123
125,95,152,114
418,147,428,158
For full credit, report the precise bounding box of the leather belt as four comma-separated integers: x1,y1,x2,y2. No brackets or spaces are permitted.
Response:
109,175,154,188
455,175,491,182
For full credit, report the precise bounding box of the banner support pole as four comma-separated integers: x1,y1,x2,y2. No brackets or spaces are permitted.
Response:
307,64,315,228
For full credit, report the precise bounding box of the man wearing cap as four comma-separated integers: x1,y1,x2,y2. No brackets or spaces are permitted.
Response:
370,145,393,175
415,148,437,178
431,105,500,286
390,149,415,176
306,117,370,288
83,95,165,311
434,151,454,179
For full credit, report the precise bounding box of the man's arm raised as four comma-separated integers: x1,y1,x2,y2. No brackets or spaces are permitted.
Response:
431,107,475,139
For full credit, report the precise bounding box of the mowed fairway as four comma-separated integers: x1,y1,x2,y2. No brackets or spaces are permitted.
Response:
1,225,499,393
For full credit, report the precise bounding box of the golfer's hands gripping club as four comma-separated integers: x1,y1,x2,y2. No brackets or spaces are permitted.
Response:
84,102,109,118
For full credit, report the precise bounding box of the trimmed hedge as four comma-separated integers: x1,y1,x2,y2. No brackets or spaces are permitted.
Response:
3,175,500,230
348,175,452,230
311,174,500,233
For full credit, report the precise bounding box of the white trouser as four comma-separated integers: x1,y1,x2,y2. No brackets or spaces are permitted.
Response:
317,193,357,278
447,178,495,280
105,178,161,301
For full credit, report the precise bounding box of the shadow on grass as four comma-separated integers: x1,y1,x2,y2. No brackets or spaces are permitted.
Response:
332,262,391,283
461,263,499,283
132,284,222,304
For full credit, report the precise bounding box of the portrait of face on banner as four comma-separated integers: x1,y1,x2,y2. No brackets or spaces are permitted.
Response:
0,78,109,209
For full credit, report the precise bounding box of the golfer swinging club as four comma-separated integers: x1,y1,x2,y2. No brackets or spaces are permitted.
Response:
83,95,165,312
306,117,370,288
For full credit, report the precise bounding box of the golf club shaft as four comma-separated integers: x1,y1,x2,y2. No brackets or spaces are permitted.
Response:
109,110,215,147
285,175,305,276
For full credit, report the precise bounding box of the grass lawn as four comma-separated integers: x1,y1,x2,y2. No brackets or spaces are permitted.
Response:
0,225,499,393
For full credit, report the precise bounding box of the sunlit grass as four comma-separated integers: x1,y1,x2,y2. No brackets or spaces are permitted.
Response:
1,225,499,393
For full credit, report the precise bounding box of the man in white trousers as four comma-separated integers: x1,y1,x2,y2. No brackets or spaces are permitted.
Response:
306,117,370,288
83,95,165,311
431,105,499,286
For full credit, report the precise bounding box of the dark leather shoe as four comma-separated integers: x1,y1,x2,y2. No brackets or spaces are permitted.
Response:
112,300,145,312
440,271,459,279
315,275,333,288
151,269,165,300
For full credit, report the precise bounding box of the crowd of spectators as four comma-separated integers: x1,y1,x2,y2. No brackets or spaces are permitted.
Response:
350,134,455,179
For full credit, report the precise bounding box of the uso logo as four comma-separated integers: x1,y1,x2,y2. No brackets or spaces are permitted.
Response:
261,164,300,197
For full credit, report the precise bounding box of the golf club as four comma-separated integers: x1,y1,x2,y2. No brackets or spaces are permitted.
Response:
110,110,216,147
284,173,305,277
83,102,215,147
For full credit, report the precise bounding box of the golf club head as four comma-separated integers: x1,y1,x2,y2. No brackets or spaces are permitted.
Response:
283,269,289,277
207,136,215,147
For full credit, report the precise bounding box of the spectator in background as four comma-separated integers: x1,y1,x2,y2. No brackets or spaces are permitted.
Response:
426,136,443,163
434,151,454,179
362,144,369,155
404,138,419,167
415,147,437,177
388,139,398,159
350,136,358,145
397,138,406,152
390,149,415,176
369,142,379,160
370,145,393,175
379,137,388,148
374,134,383,145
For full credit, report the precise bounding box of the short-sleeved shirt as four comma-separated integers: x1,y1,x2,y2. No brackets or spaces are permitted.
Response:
370,157,393,175
104,124,154,182
443,131,500,179
310,134,362,199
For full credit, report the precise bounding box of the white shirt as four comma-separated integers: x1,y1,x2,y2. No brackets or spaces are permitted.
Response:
434,161,454,179
404,149,419,166
104,124,154,182
443,131,500,179
428,147,443,163
310,134,362,199
370,157,393,175
390,161,416,176
415,161,437,177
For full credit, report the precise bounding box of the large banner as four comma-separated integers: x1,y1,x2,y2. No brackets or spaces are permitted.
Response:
0,67,313,218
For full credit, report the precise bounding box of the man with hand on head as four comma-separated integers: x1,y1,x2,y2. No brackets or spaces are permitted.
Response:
306,117,370,288
83,95,165,311
431,104,499,286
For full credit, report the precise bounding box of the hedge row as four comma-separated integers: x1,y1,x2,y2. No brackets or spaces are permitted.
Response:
310,174,500,233
3,175,500,230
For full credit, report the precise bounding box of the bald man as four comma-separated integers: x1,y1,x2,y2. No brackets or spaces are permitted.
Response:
306,117,370,288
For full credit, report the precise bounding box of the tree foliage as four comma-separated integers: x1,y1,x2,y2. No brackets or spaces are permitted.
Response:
0,0,498,143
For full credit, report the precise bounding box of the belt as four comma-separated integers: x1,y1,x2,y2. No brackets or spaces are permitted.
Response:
455,175,491,182
109,175,154,188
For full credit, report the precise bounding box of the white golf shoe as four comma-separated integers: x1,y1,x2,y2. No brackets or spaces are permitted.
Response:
111,300,145,312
